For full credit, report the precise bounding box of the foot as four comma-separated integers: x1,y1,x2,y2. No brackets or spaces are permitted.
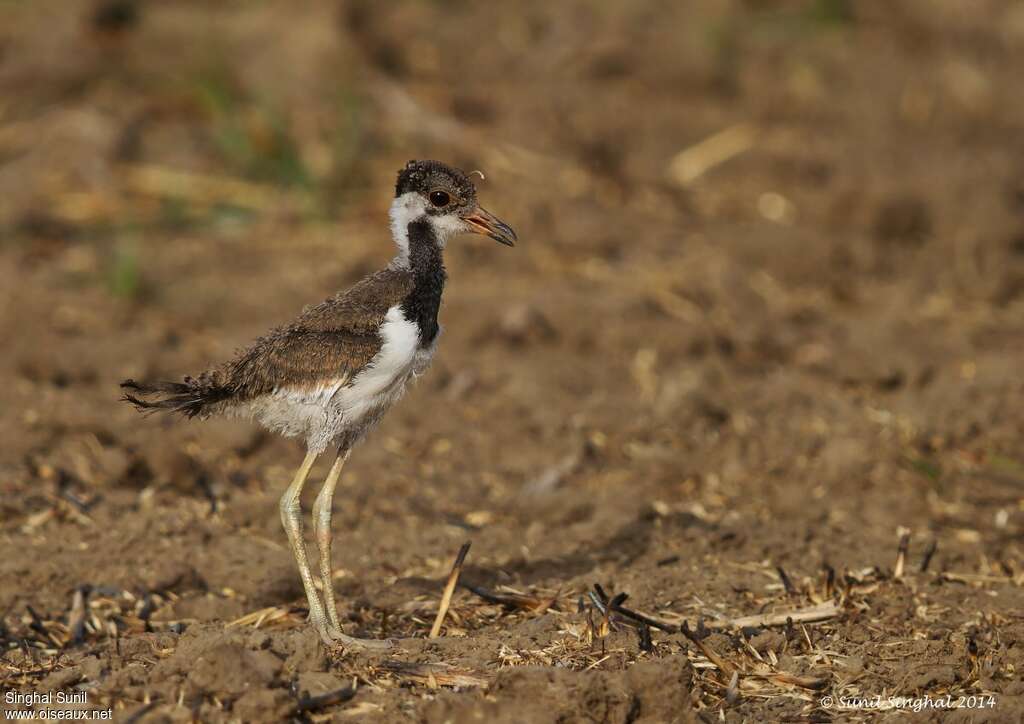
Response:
315,622,394,651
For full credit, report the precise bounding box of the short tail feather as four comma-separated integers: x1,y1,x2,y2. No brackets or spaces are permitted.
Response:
120,376,230,419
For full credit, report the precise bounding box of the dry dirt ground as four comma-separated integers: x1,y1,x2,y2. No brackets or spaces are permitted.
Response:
2,1,1024,722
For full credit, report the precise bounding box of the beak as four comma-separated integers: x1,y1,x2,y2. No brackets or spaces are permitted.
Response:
460,206,517,247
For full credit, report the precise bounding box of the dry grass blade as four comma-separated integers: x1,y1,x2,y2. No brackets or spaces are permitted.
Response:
430,541,471,638
939,572,1019,585
764,671,831,690
463,584,558,613
666,123,758,186
725,670,740,705
380,661,488,689
701,600,840,630
227,605,294,629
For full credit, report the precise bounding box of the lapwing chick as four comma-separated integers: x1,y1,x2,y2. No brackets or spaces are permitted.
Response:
122,160,516,649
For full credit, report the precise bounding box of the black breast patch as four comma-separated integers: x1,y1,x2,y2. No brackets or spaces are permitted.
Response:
402,219,447,346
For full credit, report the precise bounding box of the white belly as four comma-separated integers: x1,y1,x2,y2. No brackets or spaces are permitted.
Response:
331,306,421,423
247,306,435,454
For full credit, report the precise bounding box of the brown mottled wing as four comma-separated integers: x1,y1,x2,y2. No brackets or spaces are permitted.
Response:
221,268,414,399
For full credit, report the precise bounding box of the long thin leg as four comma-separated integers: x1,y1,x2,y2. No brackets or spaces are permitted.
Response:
313,448,350,633
312,447,392,651
279,450,332,642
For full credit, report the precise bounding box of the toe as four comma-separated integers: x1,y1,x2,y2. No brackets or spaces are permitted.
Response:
337,634,394,651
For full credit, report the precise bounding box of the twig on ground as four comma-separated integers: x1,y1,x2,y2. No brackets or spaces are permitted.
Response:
700,600,841,630
681,620,734,677
776,566,796,596
920,539,938,573
822,563,836,598
637,623,653,652
894,527,911,579
67,586,89,645
606,595,678,633
430,541,471,638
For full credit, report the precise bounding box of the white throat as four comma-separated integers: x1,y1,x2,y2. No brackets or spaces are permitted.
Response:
388,192,463,269
388,192,424,268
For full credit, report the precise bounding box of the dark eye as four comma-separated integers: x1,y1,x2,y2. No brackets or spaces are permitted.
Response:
429,190,450,207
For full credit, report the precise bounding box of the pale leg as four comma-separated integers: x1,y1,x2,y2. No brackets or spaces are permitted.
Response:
279,450,334,643
313,448,350,633
312,447,393,651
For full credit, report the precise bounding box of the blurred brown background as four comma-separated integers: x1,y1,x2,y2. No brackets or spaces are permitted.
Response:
2,1,1023,721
